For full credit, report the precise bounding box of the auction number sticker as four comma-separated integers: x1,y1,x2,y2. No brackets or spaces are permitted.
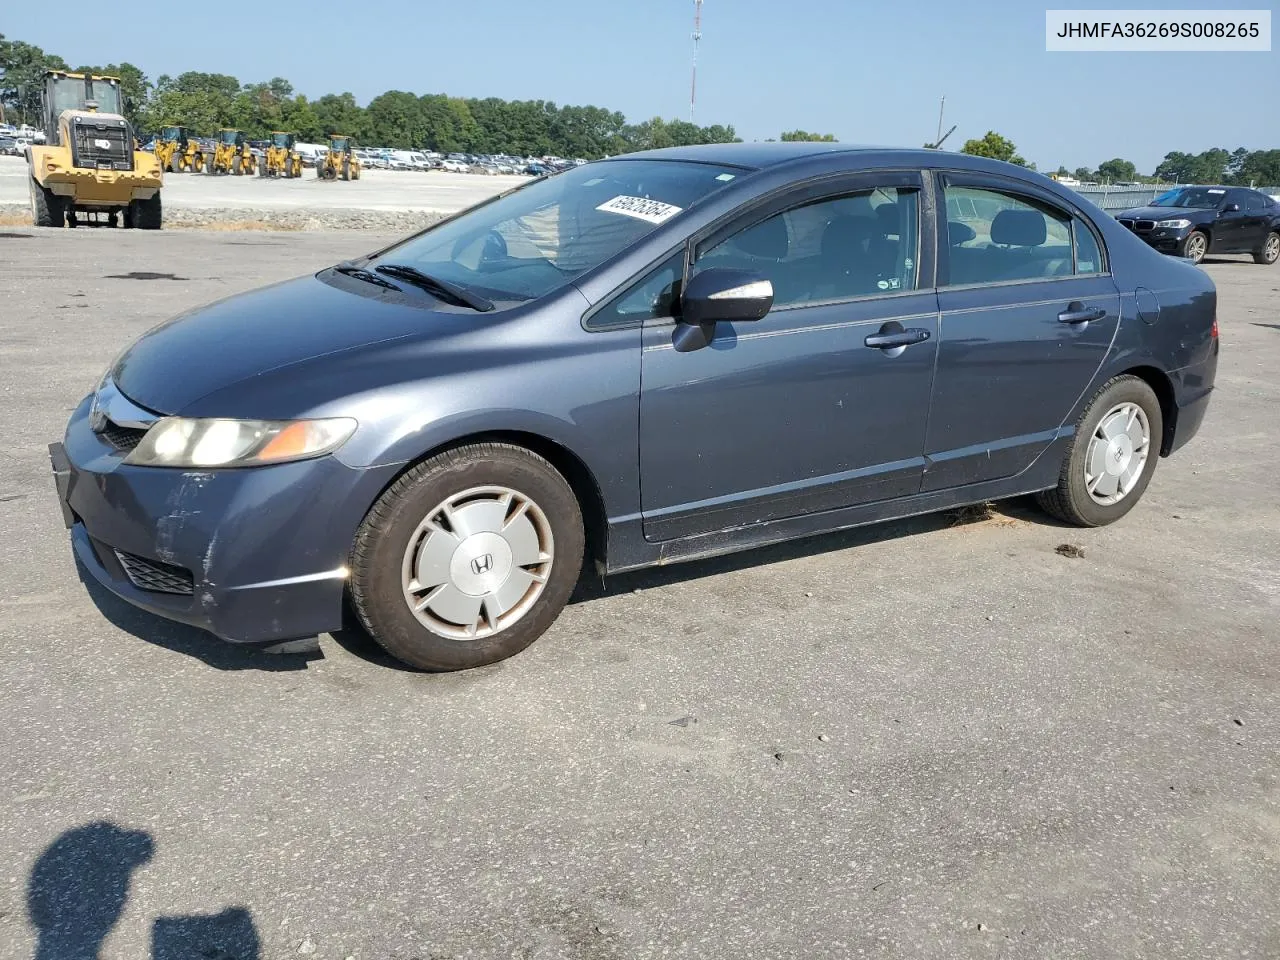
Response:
596,195,683,224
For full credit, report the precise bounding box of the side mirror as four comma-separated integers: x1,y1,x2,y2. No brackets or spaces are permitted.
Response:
674,268,774,352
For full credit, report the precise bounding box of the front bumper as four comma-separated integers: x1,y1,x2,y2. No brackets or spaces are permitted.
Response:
1124,225,1191,253
53,395,401,645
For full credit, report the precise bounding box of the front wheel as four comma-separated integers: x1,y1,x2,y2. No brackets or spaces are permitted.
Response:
1036,375,1163,527
1179,230,1208,263
29,177,66,227
350,443,585,671
1254,231,1280,265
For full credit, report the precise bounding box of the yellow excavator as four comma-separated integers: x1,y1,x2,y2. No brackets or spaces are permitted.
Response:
205,128,257,175
154,125,204,173
317,135,361,181
27,70,163,228
260,131,302,178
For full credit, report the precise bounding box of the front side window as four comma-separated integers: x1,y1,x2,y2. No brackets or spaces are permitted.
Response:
375,159,741,303
943,185,1075,285
692,187,920,308
591,251,684,328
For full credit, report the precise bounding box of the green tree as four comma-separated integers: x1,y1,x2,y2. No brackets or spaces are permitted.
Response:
1153,148,1230,184
310,92,366,141
1072,167,1094,181
780,130,836,142
0,34,69,125
1054,165,1069,177
1095,158,1138,182
1232,149,1280,186
960,131,1026,166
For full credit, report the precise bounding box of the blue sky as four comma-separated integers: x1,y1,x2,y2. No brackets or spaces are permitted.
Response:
5,0,1276,171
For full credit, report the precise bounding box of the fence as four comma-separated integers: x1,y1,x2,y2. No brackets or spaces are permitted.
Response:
1069,184,1280,212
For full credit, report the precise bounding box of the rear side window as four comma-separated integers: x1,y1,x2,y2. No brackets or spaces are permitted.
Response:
943,185,1100,285
1246,193,1267,211
1073,219,1104,274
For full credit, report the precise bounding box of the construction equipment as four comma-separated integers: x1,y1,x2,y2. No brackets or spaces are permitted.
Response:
260,131,302,178
27,70,164,228
154,125,204,173
205,128,257,176
317,135,361,181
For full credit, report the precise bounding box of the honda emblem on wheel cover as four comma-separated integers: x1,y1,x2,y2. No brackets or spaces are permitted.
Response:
470,554,494,576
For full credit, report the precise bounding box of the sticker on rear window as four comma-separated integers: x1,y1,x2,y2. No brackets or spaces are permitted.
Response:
596,195,683,224
1207,188,1225,194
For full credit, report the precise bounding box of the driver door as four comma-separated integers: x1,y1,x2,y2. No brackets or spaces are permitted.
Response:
636,172,940,542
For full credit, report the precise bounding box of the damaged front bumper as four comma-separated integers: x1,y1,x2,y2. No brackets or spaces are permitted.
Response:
52,394,400,645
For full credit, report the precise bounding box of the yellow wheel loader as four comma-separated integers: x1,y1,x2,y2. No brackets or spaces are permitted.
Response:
27,70,163,228
317,135,361,181
260,131,302,178
155,125,204,173
205,128,257,176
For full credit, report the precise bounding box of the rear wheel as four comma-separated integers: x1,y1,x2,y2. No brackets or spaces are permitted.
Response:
1255,231,1280,265
1036,375,1163,527
350,443,585,671
1179,230,1208,263
232,155,242,175
341,156,351,181
29,177,66,228
131,193,162,230
205,154,214,175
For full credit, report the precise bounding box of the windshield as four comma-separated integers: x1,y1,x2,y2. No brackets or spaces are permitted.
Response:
272,133,291,148
330,137,349,151
371,159,742,303
1151,187,1226,209
220,130,239,144
48,77,122,118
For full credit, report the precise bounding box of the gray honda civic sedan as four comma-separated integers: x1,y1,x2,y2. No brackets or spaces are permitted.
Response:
51,144,1219,670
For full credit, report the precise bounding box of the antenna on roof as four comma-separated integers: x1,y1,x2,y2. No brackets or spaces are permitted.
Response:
925,95,956,149
690,0,704,123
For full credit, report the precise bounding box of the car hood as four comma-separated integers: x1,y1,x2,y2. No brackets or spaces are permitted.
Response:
112,273,463,414
1117,206,1212,221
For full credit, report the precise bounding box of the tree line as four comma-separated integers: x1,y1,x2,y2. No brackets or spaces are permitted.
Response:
1,33,740,158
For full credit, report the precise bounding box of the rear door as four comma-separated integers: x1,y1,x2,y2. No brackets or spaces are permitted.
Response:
1241,192,1270,249
924,173,1119,491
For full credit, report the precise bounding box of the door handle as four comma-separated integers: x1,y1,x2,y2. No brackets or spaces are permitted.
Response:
1058,303,1106,325
864,328,931,349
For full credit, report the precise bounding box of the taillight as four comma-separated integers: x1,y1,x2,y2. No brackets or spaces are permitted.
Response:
1211,317,1219,339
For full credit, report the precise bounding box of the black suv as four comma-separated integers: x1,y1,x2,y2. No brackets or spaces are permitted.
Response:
1117,186,1280,265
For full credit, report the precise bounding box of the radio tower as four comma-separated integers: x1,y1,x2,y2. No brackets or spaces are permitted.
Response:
690,0,704,123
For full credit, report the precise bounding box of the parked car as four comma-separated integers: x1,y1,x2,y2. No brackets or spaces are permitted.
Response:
0,137,19,157
52,144,1218,671
1116,186,1280,265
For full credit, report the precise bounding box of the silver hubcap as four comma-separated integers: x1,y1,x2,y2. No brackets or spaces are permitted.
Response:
1085,402,1151,506
1266,235,1279,262
401,486,554,640
1185,234,1206,261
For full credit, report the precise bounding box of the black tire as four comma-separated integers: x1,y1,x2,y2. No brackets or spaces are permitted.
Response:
1036,375,1163,527
1178,230,1208,263
232,155,242,175
29,177,66,228
131,193,162,230
205,154,214,175
168,156,182,174
341,156,351,181
350,443,585,671
1254,231,1280,265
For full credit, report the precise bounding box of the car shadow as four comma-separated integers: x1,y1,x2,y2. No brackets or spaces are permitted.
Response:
77,558,320,672
28,822,261,960
1251,322,1280,332
1199,256,1256,265
569,495,1055,603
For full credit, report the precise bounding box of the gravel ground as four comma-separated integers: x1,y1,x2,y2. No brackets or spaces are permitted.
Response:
0,230,1277,960
0,155,518,229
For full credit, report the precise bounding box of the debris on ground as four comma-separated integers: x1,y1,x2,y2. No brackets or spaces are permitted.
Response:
1055,543,1086,558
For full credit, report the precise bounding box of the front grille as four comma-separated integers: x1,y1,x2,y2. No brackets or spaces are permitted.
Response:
1118,218,1135,231
71,118,133,171
98,419,147,451
1134,220,1155,232
114,549,194,595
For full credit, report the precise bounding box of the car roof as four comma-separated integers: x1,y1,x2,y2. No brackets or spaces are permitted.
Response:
604,142,1044,178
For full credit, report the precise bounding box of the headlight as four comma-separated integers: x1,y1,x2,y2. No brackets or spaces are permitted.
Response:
125,417,356,468
1156,218,1191,229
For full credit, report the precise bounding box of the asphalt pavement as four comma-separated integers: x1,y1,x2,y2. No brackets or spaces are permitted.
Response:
0,229,1277,960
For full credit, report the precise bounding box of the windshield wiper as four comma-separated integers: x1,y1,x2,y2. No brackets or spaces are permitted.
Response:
333,262,402,291
374,264,495,312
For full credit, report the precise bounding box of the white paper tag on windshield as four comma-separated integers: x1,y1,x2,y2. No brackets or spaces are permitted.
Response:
596,195,683,224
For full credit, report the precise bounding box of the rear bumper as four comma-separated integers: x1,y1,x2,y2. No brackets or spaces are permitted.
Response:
53,395,401,645
1167,348,1218,455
